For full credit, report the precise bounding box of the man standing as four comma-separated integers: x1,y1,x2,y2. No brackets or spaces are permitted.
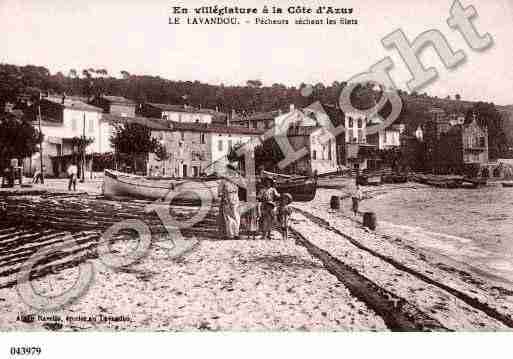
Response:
258,177,280,240
351,184,363,216
67,162,78,191
32,165,45,184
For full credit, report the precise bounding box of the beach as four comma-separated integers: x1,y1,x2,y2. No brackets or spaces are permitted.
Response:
1,178,513,330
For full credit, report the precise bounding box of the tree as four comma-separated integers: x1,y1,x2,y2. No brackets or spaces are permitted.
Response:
0,115,42,170
228,137,285,172
154,142,169,162
120,70,130,79
70,136,94,181
96,69,108,77
110,123,159,173
455,94,461,101
246,80,262,88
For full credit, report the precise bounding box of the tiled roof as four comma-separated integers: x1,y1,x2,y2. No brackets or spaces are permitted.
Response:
146,103,224,116
103,114,263,135
248,111,281,121
45,97,103,113
102,114,170,130
102,95,136,105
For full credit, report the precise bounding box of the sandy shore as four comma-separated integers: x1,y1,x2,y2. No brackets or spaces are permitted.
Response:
2,182,513,330
0,239,386,331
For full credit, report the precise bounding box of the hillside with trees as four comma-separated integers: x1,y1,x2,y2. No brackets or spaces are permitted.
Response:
1,63,510,159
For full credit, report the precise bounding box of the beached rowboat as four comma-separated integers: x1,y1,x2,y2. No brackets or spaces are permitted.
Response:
103,170,220,201
103,169,317,202
258,171,317,202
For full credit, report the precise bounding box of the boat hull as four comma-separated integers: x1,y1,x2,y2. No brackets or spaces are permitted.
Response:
103,170,219,202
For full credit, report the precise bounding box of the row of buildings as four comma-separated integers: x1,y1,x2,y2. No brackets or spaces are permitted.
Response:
4,93,491,178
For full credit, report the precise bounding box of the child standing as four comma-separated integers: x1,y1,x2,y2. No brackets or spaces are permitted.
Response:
277,193,293,240
351,184,363,216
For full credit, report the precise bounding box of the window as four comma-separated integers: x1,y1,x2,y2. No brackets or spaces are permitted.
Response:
348,117,353,128
162,114,169,121
479,137,486,148
312,150,317,160
181,132,185,141
347,129,354,142
357,118,363,128
218,139,223,151
193,166,199,177
328,140,332,161
228,140,233,152
200,133,206,144
89,118,95,133
71,118,77,131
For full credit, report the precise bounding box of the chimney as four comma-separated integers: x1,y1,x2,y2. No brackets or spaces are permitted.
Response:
289,104,295,113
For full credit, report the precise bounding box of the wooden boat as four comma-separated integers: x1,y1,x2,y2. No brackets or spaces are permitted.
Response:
104,169,317,203
381,173,408,184
103,169,220,201
357,174,381,186
413,174,462,188
462,177,487,188
258,171,317,202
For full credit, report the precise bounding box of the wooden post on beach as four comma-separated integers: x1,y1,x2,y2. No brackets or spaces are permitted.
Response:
243,144,258,240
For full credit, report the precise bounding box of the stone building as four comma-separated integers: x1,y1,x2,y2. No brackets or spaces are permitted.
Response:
424,111,488,174
145,120,262,177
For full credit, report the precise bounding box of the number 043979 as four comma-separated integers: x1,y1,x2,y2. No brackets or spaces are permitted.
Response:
10,347,42,356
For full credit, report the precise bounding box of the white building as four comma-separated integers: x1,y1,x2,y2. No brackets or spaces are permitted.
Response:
367,124,406,150
140,103,226,125
24,96,108,177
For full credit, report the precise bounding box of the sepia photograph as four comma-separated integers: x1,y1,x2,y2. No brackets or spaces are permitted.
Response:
1,0,513,357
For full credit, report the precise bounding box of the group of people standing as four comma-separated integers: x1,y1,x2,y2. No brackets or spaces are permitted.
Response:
217,165,293,240
31,162,79,191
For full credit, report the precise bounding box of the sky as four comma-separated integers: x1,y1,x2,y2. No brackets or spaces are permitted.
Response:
1,0,512,105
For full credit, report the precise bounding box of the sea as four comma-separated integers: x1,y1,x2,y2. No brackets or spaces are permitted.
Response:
361,184,513,283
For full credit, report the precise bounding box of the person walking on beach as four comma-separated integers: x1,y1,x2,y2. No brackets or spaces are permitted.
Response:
351,184,363,216
32,165,45,184
67,162,78,191
258,177,280,240
217,164,241,240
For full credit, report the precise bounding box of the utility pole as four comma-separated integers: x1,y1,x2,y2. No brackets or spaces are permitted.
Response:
81,113,86,183
38,92,44,184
